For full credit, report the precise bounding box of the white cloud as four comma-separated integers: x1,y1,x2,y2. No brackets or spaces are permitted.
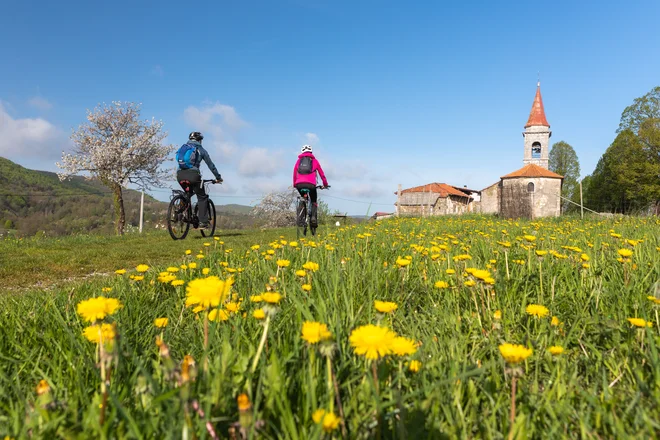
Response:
238,147,283,177
183,102,248,161
343,184,387,199
242,180,290,196
304,132,319,145
323,158,369,181
28,96,53,111
0,102,63,160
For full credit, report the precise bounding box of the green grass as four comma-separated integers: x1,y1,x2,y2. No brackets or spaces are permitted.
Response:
0,228,293,291
1,215,660,439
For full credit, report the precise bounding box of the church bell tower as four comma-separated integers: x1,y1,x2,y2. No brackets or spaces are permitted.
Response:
522,82,551,168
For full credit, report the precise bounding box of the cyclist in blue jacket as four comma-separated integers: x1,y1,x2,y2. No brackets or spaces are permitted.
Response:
176,132,223,229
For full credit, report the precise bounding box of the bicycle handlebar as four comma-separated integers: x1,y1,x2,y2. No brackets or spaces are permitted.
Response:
203,179,222,184
316,185,330,189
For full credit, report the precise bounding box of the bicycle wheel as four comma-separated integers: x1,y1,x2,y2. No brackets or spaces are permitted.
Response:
200,200,217,237
167,196,190,240
296,199,306,239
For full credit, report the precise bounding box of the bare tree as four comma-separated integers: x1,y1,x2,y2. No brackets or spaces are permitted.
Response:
251,190,298,228
57,102,174,235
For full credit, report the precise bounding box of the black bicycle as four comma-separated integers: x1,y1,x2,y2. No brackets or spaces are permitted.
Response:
296,185,329,238
167,179,219,240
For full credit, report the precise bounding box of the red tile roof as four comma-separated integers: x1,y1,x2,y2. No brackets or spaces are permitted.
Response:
399,183,472,198
501,164,563,179
525,84,550,128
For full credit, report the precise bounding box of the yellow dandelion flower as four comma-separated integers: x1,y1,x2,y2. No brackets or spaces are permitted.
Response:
312,409,325,424
498,343,532,364
76,297,122,323
115,269,126,275
154,317,168,328
36,379,50,396
185,276,233,309
395,257,411,267
253,309,266,320
390,336,417,356
526,304,550,318
472,269,492,281
434,280,449,289
83,323,116,344
464,280,476,287
627,318,652,328
101,287,112,293
349,324,396,360
202,268,210,275
322,412,340,433
167,266,179,273
237,393,251,411
535,250,548,257
301,321,332,344
647,296,660,305
523,235,536,242
408,360,422,372
276,259,291,268
262,292,282,304
225,302,240,313
302,284,312,291
551,316,561,326
136,264,149,273
580,254,590,262
302,261,319,272
188,262,197,269
171,279,185,287
493,310,502,320
250,295,263,302
617,249,633,258
548,346,564,356
446,269,456,275
374,300,398,313
295,269,307,277
208,308,229,321
132,275,144,281
185,249,192,255
196,254,205,259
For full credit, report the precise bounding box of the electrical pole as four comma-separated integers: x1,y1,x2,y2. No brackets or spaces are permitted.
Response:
139,190,144,233
579,180,584,220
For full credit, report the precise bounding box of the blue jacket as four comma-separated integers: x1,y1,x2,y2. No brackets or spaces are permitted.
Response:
186,140,222,180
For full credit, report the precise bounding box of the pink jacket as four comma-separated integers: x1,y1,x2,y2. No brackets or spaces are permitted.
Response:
293,152,328,187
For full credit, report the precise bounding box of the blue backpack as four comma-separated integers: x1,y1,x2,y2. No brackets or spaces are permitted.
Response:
176,143,199,170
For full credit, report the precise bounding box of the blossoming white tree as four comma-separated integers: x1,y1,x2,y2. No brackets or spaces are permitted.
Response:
57,102,174,235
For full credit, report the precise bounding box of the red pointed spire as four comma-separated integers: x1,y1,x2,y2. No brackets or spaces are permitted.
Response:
524,83,550,128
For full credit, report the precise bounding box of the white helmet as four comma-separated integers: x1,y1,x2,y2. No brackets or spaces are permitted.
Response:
301,145,313,153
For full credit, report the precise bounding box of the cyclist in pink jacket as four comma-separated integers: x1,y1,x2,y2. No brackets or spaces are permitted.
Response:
293,145,329,226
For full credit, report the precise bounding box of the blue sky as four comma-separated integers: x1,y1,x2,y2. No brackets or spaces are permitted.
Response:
1,0,659,214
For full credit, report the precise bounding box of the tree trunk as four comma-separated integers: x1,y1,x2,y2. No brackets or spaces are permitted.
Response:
111,183,126,235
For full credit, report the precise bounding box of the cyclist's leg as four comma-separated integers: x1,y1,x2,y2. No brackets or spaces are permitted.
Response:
195,184,209,224
295,184,314,226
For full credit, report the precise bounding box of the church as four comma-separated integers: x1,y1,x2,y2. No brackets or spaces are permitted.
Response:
394,83,563,219
479,83,563,218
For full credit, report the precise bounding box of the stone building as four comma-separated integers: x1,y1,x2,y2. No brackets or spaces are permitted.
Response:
479,83,563,218
395,183,474,216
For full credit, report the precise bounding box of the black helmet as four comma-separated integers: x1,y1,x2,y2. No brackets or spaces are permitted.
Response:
189,131,204,142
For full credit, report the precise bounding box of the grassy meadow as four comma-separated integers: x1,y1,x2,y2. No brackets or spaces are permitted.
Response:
1,215,660,439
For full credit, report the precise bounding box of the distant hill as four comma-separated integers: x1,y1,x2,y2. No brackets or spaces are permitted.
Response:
216,203,254,215
0,157,256,236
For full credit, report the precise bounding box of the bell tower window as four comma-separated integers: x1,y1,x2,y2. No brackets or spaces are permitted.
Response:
527,182,535,193
532,142,541,159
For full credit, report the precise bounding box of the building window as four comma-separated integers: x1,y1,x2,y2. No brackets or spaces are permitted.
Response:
527,182,535,193
532,142,541,159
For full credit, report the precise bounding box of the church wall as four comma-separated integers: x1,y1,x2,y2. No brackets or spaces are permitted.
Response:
500,177,561,218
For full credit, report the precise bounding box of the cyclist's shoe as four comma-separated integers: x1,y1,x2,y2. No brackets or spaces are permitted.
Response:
198,222,210,229
310,205,318,227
